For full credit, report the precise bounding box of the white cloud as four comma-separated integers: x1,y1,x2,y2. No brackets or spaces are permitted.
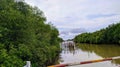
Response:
25,0,120,40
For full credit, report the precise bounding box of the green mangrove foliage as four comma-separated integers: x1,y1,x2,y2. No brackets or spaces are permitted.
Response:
74,22,120,44
0,0,62,67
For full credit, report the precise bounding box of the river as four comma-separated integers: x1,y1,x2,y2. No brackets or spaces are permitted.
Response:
57,41,120,67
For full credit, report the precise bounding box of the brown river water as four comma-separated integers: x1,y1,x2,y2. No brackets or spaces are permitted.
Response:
57,41,120,67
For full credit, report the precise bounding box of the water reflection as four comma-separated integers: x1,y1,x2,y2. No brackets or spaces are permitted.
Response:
59,42,120,67
61,41,76,54
77,44,120,65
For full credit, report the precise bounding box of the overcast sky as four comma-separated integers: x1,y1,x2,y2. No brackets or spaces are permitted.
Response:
25,0,120,40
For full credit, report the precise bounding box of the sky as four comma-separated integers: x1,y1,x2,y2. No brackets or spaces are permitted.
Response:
24,0,120,40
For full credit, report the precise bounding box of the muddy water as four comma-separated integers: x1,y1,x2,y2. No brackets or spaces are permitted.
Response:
58,41,120,67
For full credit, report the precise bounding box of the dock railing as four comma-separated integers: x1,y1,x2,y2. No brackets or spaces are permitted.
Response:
48,56,120,67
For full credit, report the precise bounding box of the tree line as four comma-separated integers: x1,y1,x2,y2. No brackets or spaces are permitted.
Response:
0,0,62,67
74,22,120,44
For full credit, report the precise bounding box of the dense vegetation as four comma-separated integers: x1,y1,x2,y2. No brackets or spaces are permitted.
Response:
0,0,62,67
74,22,120,44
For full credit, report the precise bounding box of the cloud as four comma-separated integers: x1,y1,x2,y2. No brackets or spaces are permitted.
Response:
59,28,87,40
87,14,118,19
70,28,87,34
60,28,86,35
25,0,120,40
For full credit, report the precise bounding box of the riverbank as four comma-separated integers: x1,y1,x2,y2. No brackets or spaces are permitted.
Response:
74,22,120,45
